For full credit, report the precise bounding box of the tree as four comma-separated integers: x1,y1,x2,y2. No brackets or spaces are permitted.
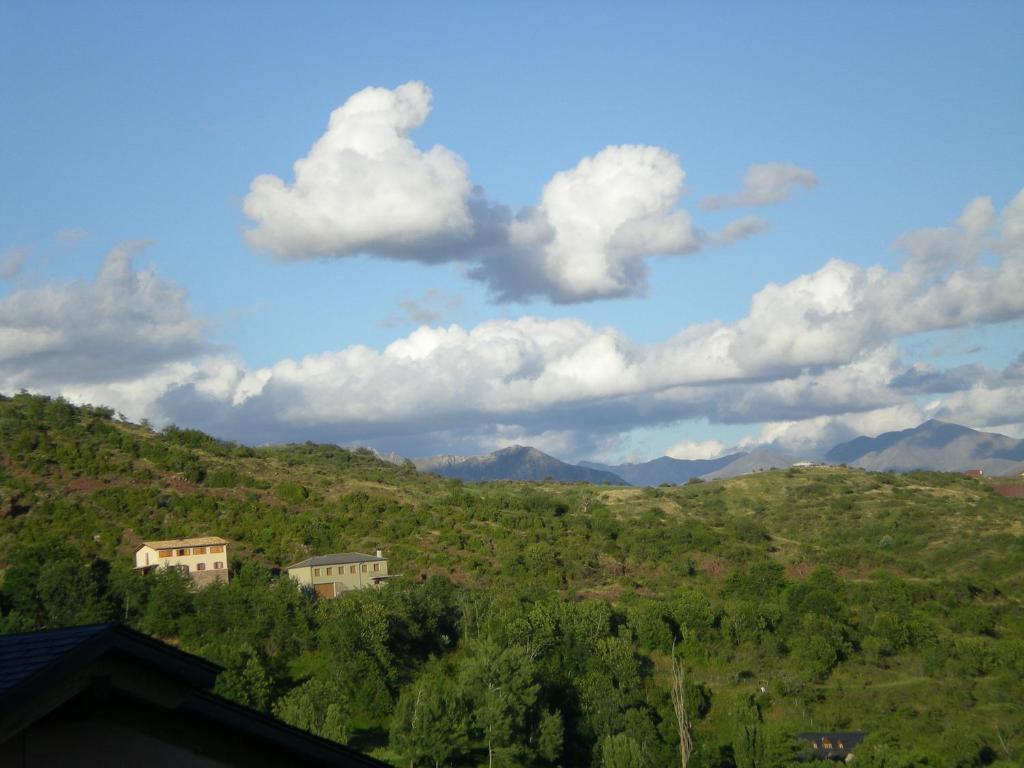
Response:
139,567,194,637
537,709,564,764
0,537,115,629
274,677,352,744
670,643,693,768
732,695,767,768
390,670,468,768
210,643,275,711
459,642,540,768
601,732,646,768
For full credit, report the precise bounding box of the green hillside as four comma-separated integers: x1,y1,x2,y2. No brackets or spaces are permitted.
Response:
1,392,1022,767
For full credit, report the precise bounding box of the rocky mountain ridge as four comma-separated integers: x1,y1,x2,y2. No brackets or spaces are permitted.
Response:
408,420,1024,485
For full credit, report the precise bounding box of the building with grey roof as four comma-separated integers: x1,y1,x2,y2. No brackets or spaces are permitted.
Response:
286,550,391,598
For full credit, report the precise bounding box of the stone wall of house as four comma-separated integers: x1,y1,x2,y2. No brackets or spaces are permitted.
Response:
190,568,229,587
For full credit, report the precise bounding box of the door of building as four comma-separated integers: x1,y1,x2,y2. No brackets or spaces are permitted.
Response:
314,583,335,599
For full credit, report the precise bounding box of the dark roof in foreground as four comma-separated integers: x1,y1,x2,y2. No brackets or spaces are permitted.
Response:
287,552,386,569
0,622,218,697
0,623,103,694
0,623,388,767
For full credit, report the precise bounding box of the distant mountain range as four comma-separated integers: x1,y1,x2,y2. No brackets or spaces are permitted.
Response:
825,419,1024,476
700,449,812,480
579,454,744,485
407,420,1024,485
412,446,627,485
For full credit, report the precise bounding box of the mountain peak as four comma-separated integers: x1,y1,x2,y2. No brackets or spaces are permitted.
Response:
826,419,1024,473
414,445,627,485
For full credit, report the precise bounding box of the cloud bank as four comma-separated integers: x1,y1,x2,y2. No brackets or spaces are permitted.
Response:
243,81,765,303
6,190,1021,459
0,242,209,390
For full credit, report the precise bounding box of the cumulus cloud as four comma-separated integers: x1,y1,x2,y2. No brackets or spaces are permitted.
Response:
242,82,767,303
6,190,1024,458
471,145,699,302
244,82,478,261
701,162,818,210
0,242,210,390
171,190,1024,453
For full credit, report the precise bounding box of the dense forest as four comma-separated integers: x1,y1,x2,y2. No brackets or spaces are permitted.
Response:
1,392,1022,767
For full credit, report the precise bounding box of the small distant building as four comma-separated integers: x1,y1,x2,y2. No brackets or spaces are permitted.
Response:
962,468,984,477
286,550,391,598
796,731,867,762
134,536,230,586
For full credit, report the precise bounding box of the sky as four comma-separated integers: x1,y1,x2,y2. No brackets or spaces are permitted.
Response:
2,1,1023,462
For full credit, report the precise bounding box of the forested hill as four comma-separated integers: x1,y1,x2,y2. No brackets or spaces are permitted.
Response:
1,392,1023,767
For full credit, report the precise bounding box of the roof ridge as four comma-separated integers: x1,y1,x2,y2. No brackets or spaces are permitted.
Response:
0,621,115,642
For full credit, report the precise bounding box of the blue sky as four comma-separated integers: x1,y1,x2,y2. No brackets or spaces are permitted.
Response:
2,1,1023,461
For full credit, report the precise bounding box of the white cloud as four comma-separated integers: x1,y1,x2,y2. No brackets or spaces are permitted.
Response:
0,242,209,390
706,216,771,247
175,190,1024,453
749,404,928,456
701,162,818,210
243,82,475,260
242,82,768,303
6,190,1024,459
999,187,1024,253
483,145,698,302
931,384,1024,435
666,439,728,460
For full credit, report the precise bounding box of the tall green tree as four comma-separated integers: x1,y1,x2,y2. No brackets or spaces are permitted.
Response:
460,642,540,768
390,670,469,768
